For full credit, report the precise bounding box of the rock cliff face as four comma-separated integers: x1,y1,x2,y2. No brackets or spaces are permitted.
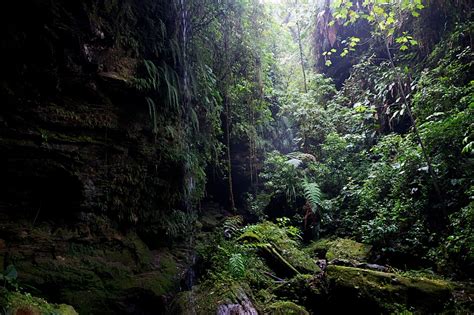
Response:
0,0,186,225
0,1,201,313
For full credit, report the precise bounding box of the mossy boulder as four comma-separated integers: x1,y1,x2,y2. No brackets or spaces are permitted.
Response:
323,265,453,314
0,289,78,315
266,301,309,314
271,274,322,308
307,238,372,262
114,251,178,297
170,282,258,315
238,222,320,276
168,290,196,315
3,220,186,314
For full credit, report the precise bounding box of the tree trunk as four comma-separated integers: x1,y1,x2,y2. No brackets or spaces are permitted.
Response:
224,94,236,212
295,0,307,93
223,20,236,212
384,42,444,216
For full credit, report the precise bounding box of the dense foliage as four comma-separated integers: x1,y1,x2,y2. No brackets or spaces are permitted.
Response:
157,0,474,279
1,0,473,313
237,1,473,278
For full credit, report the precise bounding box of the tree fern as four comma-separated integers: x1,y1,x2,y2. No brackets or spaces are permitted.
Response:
303,180,323,213
223,215,243,238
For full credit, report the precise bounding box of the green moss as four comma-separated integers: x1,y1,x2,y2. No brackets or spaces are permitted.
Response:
169,291,196,315
37,128,104,145
199,211,225,230
238,230,262,242
171,281,258,315
239,222,320,274
7,220,189,314
325,265,452,313
307,238,372,261
60,290,111,314
255,288,276,305
267,301,309,314
270,274,322,308
2,290,78,315
113,251,177,296
56,304,78,315
122,232,153,267
305,238,332,256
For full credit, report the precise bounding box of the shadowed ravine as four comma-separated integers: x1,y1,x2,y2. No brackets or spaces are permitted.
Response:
0,0,473,314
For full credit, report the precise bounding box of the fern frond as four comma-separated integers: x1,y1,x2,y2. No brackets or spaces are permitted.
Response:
223,215,244,238
160,62,180,110
143,60,160,90
229,253,245,278
190,108,199,131
303,180,323,213
161,209,197,238
145,97,158,134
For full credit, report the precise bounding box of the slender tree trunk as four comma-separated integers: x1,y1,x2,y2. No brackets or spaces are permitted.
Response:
252,109,258,188
296,21,307,93
224,94,236,211
384,42,444,210
295,0,307,93
248,96,254,187
223,20,235,212
250,57,264,190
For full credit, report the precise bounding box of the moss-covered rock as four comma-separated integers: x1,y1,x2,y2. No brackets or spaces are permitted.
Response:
323,265,453,314
238,222,320,276
114,251,178,297
266,301,309,314
1,289,78,315
170,281,258,315
271,274,322,308
1,218,191,314
307,238,372,262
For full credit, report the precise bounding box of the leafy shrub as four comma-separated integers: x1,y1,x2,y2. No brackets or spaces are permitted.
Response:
260,151,305,202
